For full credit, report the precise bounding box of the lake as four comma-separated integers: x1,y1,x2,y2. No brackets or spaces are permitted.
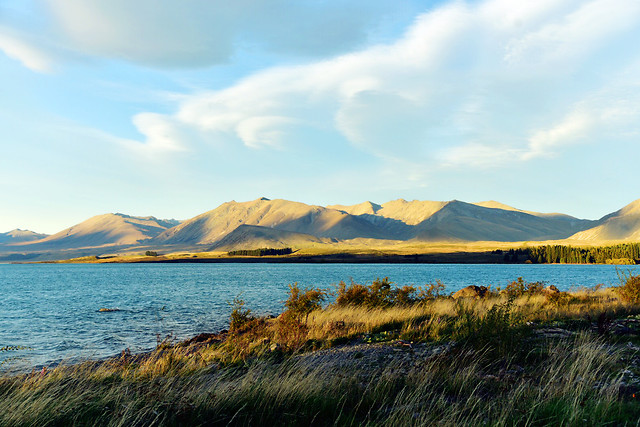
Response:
0,263,634,370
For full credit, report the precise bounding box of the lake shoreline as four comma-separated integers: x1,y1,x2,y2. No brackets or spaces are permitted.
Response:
2,282,640,425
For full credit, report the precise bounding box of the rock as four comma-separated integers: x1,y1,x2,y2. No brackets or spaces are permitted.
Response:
542,285,560,295
270,343,281,352
182,333,222,346
452,285,488,299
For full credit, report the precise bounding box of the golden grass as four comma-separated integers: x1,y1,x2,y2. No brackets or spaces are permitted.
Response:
1,285,640,425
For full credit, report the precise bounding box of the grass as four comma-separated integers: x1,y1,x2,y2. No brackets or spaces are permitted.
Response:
2,278,640,425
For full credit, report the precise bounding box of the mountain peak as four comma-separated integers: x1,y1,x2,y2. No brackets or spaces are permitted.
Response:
619,199,640,215
0,229,48,244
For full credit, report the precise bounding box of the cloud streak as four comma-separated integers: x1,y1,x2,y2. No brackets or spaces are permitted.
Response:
0,27,54,72
120,0,640,169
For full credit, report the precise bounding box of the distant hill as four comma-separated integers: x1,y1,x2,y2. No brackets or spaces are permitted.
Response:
569,199,640,241
19,213,180,249
3,197,639,259
153,197,389,245
331,199,594,242
0,229,48,244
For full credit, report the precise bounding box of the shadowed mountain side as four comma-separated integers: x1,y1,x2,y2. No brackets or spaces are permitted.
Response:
209,224,331,251
474,201,595,232
412,201,595,242
17,213,179,249
0,229,48,245
570,199,640,241
154,198,393,245
327,201,382,216
331,199,448,225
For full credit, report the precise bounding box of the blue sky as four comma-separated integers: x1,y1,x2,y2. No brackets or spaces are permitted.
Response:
1,0,639,234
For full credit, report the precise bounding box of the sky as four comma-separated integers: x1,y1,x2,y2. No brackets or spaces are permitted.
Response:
1,0,639,234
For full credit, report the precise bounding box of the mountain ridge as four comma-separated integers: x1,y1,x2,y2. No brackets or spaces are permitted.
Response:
2,198,639,258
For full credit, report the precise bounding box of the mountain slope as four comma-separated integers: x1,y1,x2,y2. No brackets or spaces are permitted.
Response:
154,198,390,245
210,224,330,250
413,201,593,242
327,201,382,216
0,229,48,244
569,199,640,241
21,214,179,249
331,199,447,225
474,201,594,234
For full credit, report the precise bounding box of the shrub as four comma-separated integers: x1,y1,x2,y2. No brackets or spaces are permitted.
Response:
368,277,393,307
145,250,158,257
284,283,327,324
417,280,446,300
229,297,253,333
545,290,571,307
616,273,640,303
393,285,418,306
336,280,370,306
335,278,448,307
503,277,545,298
335,277,398,308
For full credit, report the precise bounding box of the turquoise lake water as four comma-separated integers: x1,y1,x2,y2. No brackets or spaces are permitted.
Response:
0,263,634,370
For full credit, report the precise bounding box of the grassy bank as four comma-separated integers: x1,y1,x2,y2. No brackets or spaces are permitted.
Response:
2,277,640,425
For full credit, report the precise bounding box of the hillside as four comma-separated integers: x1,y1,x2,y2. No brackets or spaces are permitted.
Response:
331,199,594,242
0,229,48,244
19,214,180,249
330,199,448,225
412,201,591,242
153,197,389,245
2,197,639,260
570,199,640,241
210,224,330,251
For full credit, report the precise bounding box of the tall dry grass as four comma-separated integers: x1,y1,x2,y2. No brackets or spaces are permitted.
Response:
1,277,639,425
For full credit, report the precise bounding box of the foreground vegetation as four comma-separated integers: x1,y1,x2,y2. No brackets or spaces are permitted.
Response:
2,276,640,425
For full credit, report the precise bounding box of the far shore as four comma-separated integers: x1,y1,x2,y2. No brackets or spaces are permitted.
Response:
52,251,512,264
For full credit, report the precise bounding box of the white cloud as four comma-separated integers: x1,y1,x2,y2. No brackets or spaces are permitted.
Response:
0,27,53,72
504,0,640,71
42,0,397,67
524,111,592,160
123,0,640,166
129,113,190,153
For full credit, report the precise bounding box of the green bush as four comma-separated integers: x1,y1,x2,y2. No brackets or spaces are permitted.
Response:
284,283,327,324
229,297,253,333
145,250,158,257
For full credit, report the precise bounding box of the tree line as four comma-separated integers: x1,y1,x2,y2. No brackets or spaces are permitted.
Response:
524,243,640,264
227,247,293,257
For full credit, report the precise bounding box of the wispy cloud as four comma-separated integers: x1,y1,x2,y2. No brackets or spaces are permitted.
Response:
0,27,54,72
119,0,640,166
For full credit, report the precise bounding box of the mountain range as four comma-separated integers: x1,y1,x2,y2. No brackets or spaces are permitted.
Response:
1,198,639,260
